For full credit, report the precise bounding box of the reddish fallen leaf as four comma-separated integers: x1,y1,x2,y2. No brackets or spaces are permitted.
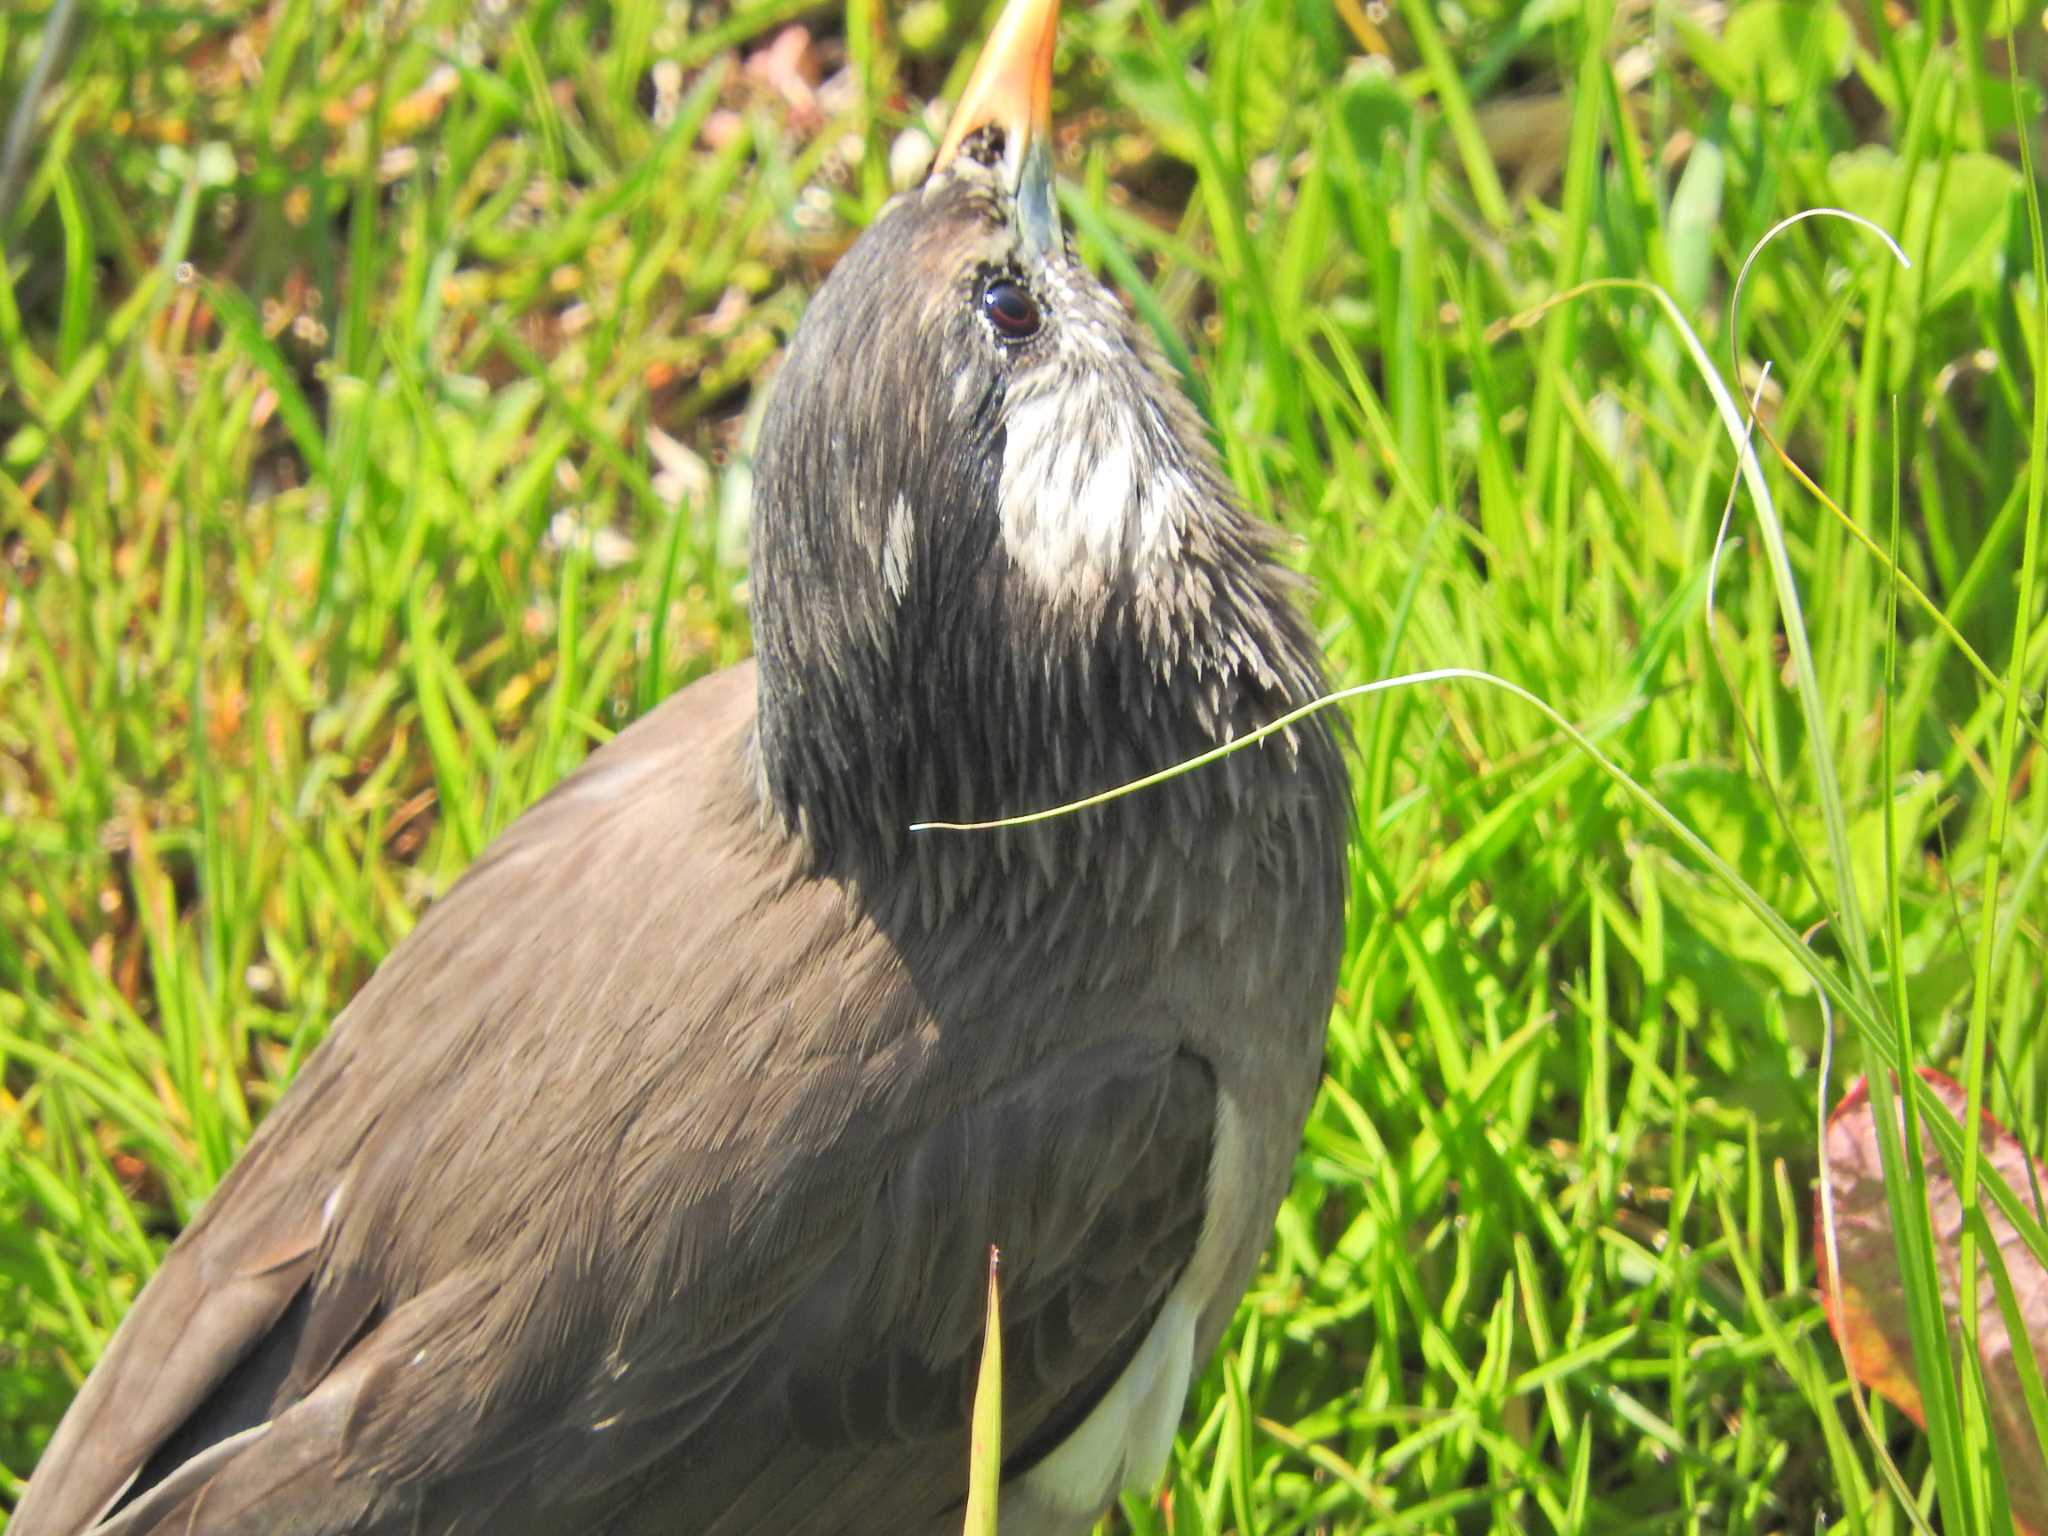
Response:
1818,1067,2048,1533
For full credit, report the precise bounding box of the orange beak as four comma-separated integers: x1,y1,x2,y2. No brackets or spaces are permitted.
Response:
931,0,1060,179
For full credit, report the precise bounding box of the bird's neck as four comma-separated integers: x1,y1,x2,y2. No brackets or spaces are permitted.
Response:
750,580,1347,976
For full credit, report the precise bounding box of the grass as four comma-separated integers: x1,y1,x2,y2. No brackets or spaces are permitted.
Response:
3,0,2047,1530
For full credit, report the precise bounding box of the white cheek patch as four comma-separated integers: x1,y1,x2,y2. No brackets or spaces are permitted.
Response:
997,378,1187,597
952,363,986,418
881,492,914,601
1075,435,1135,570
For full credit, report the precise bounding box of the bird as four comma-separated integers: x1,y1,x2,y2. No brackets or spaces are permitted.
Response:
9,0,1349,1531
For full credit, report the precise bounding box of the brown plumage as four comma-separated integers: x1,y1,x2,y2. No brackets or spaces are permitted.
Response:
10,2,1350,1532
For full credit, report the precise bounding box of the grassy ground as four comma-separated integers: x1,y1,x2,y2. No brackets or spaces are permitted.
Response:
4,0,2048,1530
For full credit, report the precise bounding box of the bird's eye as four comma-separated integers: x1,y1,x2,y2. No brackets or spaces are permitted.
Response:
981,278,1041,343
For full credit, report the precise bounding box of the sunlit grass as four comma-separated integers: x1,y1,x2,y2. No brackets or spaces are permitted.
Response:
3,0,2046,1530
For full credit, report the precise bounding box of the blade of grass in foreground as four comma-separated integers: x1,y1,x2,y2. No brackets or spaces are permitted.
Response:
963,1247,1003,1536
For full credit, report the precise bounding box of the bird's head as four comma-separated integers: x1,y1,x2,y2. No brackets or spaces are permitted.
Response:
750,0,1336,875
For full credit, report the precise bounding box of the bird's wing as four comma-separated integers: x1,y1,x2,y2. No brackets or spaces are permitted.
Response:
9,1178,325,1536
16,661,1222,1536
93,1041,1215,1536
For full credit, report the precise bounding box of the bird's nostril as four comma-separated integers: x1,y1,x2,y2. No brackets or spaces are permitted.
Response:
964,124,1007,167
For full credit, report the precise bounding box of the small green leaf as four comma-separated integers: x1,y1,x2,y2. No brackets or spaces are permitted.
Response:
1720,0,1854,104
1831,148,2024,309
1669,137,1727,313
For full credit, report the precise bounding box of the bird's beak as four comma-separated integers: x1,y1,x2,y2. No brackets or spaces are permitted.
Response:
930,0,1062,255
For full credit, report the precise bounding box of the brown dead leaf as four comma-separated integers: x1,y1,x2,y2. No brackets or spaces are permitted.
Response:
1818,1067,2048,1534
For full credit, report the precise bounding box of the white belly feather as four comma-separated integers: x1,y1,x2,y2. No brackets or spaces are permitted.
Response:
1020,1094,1252,1514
